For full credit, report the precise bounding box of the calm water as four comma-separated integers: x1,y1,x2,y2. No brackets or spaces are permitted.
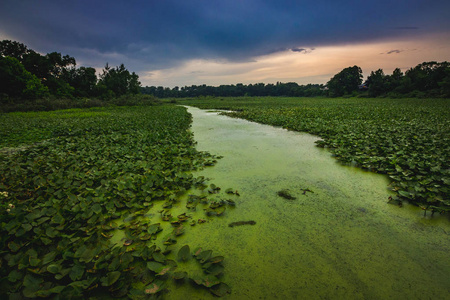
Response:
165,106,449,299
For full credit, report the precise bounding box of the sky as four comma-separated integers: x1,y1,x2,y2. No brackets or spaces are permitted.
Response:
1,0,449,87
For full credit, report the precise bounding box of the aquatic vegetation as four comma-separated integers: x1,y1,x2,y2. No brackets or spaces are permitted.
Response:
228,221,256,227
277,189,296,200
183,97,450,214
0,106,232,298
301,188,314,195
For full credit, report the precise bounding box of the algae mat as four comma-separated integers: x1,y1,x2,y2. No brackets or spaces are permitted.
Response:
169,107,449,299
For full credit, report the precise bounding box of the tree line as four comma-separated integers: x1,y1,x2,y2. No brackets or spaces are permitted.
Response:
1,39,449,110
142,82,326,98
0,40,141,102
142,62,450,98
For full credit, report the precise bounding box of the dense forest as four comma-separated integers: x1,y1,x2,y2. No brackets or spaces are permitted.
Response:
0,40,148,112
142,63,450,99
1,39,449,112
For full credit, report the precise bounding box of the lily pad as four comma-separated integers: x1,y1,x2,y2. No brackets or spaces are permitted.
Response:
205,263,224,276
196,250,212,263
191,274,220,288
101,271,121,287
177,245,191,262
144,281,164,294
152,251,166,263
147,261,164,273
173,271,187,280
210,282,232,297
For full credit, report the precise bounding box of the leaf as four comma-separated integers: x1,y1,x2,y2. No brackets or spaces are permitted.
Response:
208,256,224,264
45,227,58,238
144,281,164,294
51,214,65,224
47,264,62,274
101,271,121,287
173,225,184,236
206,263,224,276
173,271,187,280
152,251,166,263
157,267,171,276
8,241,21,252
92,203,102,214
29,257,41,267
23,273,43,288
210,282,232,297
69,264,85,281
147,261,164,272
8,270,23,283
147,223,161,235
399,190,410,197
191,274,220,288
177,245,191,262
22,223,32,232
42,251,57,265
196,250,212,263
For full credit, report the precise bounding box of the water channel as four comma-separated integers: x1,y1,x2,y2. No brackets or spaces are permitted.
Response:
167,106,449,299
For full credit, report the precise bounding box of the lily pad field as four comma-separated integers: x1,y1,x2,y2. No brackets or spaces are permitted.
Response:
0,97,449,299
0,106,232,298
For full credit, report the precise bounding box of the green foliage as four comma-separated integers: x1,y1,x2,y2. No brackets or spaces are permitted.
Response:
0,56,49,100
1,40,142,103
142,82,327,98
327,65,363,97
98,63,141,98
365,62,450,98
183,97,450,214
0,105,230,298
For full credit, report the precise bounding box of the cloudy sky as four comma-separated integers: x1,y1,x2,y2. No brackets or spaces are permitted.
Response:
1,0,449,87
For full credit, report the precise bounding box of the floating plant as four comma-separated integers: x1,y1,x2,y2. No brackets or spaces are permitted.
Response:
228,220,256,227
0,106,233,298
277,189,296,200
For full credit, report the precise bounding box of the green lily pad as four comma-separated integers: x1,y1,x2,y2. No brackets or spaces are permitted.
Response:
206,263,224,276
101,271,121,287
147,261,164,273
177,245,191,262
210,282,232,297
69,264,85,281
208,256,225,264
144,281,164,294
47,264,62,274
173,271,187,280
8,270,23,283
192,274,220,288
196,250,212,263
177,213,190,221
173,225,184,236
8,241,21,252
152,251,166,263
42,251,57,265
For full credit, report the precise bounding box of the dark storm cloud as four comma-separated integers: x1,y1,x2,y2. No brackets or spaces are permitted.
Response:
0,0,449,73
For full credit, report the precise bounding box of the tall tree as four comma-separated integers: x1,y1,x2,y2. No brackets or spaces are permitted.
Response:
327,65,363,97
0,40,31,60
367,69,387,97
98,63,141,97
0,56,49,100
